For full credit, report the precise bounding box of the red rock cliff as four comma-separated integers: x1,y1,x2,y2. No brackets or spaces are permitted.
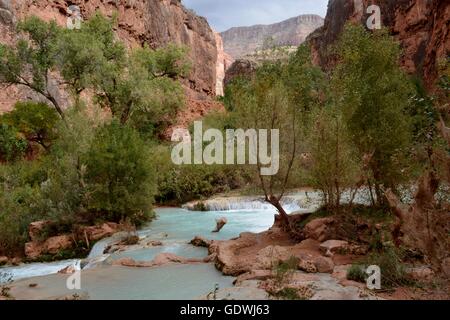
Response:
0,0,221,112
309,0,449,90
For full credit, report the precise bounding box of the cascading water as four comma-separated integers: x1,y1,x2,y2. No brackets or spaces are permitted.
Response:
182,196,313,213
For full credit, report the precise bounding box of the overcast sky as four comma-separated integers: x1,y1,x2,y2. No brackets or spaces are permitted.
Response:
182,0,329,32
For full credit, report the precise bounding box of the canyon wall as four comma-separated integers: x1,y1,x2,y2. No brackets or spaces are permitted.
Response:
221,14,324,59
0,0,224,113
309,0,450,90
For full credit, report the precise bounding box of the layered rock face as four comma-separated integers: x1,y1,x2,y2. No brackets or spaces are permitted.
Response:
0,0,222,112
309,0,450,90
221,14,324,59
215,32,234,96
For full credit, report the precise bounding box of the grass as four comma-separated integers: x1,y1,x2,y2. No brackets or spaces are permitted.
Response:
347,264,367,283
274,256,299,284
346,246,415,289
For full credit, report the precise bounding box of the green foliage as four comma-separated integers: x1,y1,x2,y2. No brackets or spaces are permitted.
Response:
275,256,299,284
0,124,27,162
367,247,413,288
0,179,45,255
0,16,64,116
1,101,59,149
156,162,248,204
346,264,367,283
0,14,189,134
307,106,361,209
84,121,156,225
333,24,415,200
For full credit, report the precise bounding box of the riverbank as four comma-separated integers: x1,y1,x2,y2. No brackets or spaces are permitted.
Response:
2,200,448,300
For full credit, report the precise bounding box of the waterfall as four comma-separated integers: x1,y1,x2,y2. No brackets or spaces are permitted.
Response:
183,196,307,213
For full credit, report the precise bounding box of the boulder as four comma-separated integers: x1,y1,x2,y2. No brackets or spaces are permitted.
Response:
24,242,44,260
234,270,273,286
303,217,336,242
190,236,211,248
297,253,334,274
319,240,349,257
113,257,153,268
25,235,73,259
28,220,52,242
58,265,76,274
255,246,290,269
44,235,73,254
81,222,120,242
152,253,189,265
0,256,8,266
313,256,335,273
298,259,317,273
212,217,227,233
147,240,163,247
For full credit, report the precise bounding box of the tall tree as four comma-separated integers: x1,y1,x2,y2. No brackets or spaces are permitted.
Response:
0,17,64,117
333,24,415,205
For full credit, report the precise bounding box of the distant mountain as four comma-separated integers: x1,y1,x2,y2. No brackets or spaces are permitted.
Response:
221,14,324,59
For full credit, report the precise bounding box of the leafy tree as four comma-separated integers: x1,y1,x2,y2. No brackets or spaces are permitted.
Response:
0,17,64,117
1,101,59,150
56,12,126,102
83,121,156,225
333,24,415,205
308,105,361,211
0,124,27,162
92,43,188,134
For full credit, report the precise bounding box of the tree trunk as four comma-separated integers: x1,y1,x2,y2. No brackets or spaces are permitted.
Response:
385,171,448,272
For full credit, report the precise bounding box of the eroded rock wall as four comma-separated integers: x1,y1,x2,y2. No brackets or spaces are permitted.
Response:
309,0,450,90
0,0,221,112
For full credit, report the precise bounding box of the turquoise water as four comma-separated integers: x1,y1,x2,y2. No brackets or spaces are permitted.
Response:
2,207,277,299
140,207,276,241
10,264,234,300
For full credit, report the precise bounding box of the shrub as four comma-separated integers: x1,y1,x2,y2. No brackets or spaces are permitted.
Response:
346,264,367,283
366,247,413,288
2,101,59,150
0,185,44,255
0,123,27,162
275,256,299,285
83,121,156,225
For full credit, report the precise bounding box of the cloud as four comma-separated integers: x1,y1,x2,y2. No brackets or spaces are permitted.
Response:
182,0,329,32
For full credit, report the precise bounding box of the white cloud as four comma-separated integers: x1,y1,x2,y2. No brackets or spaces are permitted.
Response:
182,0,329,32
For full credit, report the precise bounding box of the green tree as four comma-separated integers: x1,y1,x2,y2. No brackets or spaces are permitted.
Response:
83,121,156,225
308,106,361,211
333,24,415,205
0,17,64,117
0,124,27,162
1,101,59,150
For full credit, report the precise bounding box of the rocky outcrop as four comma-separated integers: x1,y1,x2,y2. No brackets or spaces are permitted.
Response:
190,236,211,248
215,32,234,96
221,14,324,59
25,235,73,259
224,59,258,87
0,0,222,113
80,223,121,242
303,217,337,242
212,217,227,233
309,0,450,90
23,220,124,260
113,253,204,268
